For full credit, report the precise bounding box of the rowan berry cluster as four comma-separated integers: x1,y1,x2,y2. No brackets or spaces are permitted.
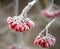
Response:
34,34,56,48
41,5,60,18
7,16,34,32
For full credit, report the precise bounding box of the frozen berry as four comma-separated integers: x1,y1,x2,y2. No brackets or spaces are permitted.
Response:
9,22,17,29
19,25,24,32
7,17,13,24
34,34,56,48
41,10,55,18
23,25,29,31
26,20,34,28
34,36,41,45
40,40,48,48
41,5,60,18
14,24,20,32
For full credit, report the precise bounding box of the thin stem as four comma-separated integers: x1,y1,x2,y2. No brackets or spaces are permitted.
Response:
18,0,38,21
45,18,56,29
38,18,56,36
46,28,49,36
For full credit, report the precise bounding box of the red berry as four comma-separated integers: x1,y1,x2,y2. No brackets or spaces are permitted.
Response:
23,25,29,31
39,38,50,48
34,35,56,48
26,21,34,28
34,40,38,45
26,21,31,28
7,17,13,23
41,10,55,18
14,24,20,32
34,36,41,45
9,22,17,29
41,8,60,18
40,39,46,47
40,41,49,48
19,25,24,32
34,39,41,45
48,39,53,46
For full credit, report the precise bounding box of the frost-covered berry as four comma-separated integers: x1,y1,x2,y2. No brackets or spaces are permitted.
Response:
41,5,60,18
14,24,24,32
7,17,13,24
34,35,56,48
48,36,56,46
41,10,55,18
9,22,17,29
39,39,49,48
23,25,29,31
19,25,24,32
14,24,20,32
26,20,34,28
34,36,41,45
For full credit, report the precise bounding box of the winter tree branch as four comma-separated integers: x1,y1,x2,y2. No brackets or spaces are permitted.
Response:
18,0,38,20
39,18,56,36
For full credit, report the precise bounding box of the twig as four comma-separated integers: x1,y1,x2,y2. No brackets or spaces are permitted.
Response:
18,0,38,20
39,18,56,36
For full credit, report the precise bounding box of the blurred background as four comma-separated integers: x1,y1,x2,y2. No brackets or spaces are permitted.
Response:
0,0,60,49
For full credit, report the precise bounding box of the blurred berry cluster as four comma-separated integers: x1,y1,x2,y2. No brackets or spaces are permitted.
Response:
7,16,34,32
41,5,60,18
34,34,56,48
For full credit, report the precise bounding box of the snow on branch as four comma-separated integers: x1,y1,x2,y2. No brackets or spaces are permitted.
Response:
18,0,38,20
39,18,56,36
